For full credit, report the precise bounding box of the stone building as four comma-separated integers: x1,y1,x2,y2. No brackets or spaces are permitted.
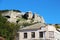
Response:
17,23,60,40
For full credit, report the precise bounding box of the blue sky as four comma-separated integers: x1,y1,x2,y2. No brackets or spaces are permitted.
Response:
0,0,60,24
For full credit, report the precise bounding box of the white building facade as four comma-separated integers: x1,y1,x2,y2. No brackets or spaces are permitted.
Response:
17,23,60,40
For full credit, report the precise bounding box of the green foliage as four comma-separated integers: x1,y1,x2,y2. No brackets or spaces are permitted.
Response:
18,18,26,21
0,14,20,40
0,10,9,13
0,14,7,23
13,10,21,12
55,24,60,28
22,23,32,27
16,18,26,23
0,10,21,13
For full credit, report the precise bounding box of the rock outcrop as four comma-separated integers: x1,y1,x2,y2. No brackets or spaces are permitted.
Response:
0,10,45,24
1,10,22,23
23,11,32,20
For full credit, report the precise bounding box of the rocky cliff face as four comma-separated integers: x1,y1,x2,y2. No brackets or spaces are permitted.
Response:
1,10,45,24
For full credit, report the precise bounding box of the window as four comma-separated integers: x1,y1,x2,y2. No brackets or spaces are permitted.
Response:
49,31,54,38
24,33,27,38
39,32,43,38
31,32,35,38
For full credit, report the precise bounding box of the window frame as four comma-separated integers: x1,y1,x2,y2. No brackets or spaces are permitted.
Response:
24,32,27,38
39,32,43,38
49,31,54,38
31,32,35,38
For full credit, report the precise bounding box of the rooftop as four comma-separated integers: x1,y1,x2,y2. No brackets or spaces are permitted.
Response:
20,23,46,30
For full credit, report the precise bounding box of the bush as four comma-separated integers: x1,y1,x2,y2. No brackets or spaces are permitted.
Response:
0,14,20,40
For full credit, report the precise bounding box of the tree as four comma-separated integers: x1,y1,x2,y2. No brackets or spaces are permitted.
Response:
55,24,60,28
0,14,20,40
